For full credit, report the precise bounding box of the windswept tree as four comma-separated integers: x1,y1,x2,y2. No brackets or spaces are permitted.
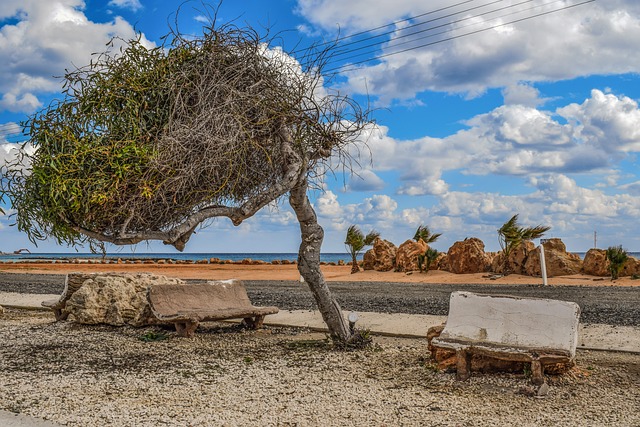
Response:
497,214,550,275
0,19,371,342
413,225,441,273
413,225,441,244
344,225,379,274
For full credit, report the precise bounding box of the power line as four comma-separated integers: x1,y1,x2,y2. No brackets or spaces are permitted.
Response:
326,0,539,62
326,0,506,55
325,0,595,74
291,0,482,54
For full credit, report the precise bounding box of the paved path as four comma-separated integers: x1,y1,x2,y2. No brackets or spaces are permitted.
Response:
3,292,639,352
0,411,62,427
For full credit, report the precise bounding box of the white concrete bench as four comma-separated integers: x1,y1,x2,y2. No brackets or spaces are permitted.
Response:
147,279,279,337
431,291,580,385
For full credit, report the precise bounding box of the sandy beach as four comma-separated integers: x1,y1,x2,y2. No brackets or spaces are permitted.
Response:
1,261,639,287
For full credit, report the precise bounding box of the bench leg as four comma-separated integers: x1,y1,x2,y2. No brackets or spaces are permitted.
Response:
174,321,199,338
456,349,472,381
530,360,545,386
51,308,71,321
242,315,265,329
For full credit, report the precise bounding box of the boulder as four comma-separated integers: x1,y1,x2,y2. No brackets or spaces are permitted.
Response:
65,273,185,327
582,249,609,276
491,241,535,275
394,239,427,272
524,238,582,277
444,238,491,274
363,238,397,272
621,256,640,277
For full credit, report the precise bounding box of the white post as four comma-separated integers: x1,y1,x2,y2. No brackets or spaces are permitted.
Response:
539,244,548,286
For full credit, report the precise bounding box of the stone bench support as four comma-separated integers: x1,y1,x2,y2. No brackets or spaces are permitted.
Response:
431,291,580,385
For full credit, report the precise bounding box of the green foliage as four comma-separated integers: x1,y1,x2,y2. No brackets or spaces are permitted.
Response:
413,225,441,244
497,214,550,275
418,247,440,273
332,328,373,351
344,225,379,273
606,245,628,280
2,21,367,249
413,225,441,273
139,330,168,342
8,36,169,245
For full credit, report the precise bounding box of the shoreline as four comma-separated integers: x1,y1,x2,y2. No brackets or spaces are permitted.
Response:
1,262,639,287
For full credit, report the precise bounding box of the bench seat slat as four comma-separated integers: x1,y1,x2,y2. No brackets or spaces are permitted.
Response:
156,306,279,322
147,280,279,337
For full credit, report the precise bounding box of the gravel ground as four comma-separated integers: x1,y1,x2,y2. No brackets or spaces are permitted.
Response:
1,308,639,427
2,272,638,326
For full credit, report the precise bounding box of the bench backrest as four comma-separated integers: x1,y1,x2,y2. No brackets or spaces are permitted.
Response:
148,279,254,314
440,291,580,357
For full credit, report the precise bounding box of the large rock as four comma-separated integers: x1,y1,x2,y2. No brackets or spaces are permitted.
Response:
524,238,582,277
65,273,185,326
444,237,491,274
582,249,609,276
491,241,535,275
394,239,427,272
621,256,640,277
362,238,397,272
583,249,639,278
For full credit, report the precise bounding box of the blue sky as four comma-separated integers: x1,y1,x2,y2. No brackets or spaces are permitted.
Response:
1,0,640,254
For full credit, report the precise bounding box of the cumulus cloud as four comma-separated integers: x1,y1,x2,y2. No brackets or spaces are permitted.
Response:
0,1,153,113
108,0,142,12
297,0,640,102
345,89,640,197
559,89,640,153
347,169,385,192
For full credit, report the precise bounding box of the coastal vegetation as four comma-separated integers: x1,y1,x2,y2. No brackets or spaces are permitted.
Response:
497,214,550,275
413,225,441,273
0,17,371,343
606,245,628,280
344,225,379,274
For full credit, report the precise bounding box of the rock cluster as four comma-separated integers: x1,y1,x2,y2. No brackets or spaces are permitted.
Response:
445,238,492,274
394,240,427,272
362,238,397,271
524,238,583,277
65,273,185,326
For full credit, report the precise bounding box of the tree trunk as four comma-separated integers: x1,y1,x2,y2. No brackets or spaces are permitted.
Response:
350,254,360,274
289,179,352,342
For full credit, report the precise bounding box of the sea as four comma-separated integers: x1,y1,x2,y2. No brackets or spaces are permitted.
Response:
0,252,350,263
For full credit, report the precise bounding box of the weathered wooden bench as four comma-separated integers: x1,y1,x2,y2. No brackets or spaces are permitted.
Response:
147,279,279,337
431,291,580,385
41,273,95,321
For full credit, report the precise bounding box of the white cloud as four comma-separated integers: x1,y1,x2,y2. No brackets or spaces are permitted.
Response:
298,1,640,102
346,89,640,196
0,1,153,113
108,0,142,12
347,169,385,192
559,89,640,153
502,83,548,108
0,141,36,171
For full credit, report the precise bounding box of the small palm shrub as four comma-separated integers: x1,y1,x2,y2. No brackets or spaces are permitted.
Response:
606,245,628,280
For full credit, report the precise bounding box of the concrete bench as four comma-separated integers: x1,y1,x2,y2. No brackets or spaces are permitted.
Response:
431,291,580,385
147,279,279,337
41,273,95,321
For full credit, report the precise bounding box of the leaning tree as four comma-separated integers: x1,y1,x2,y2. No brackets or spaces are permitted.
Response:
0,22,371,342
497,214,550,275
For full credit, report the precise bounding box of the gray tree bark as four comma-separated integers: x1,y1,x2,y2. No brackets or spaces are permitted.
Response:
289,178,352,342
